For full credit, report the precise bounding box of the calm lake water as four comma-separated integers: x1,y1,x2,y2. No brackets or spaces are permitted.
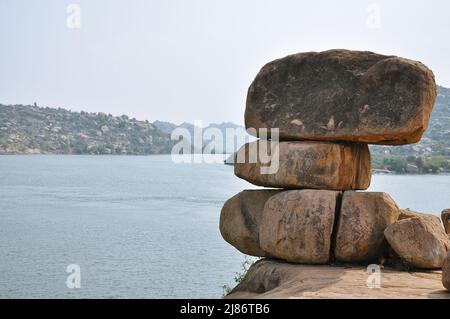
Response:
0,155,449,298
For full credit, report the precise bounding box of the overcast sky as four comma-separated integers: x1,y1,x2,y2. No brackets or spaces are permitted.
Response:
1,0,450,125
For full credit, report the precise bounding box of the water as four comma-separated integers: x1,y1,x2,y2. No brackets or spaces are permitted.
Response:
0,155,449,298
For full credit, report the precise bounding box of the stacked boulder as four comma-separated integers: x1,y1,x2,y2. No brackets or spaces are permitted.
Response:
220,50,450,290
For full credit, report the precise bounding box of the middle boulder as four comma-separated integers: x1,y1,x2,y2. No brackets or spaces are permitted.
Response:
234,140,371,190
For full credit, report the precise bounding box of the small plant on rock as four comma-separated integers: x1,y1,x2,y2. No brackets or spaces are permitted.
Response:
221,256,260,298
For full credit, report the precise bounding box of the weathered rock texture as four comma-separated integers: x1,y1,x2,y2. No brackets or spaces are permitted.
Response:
245,49,436,145
226,259,450,299
442,209,450,234
443,251,450,291
384,217,450,269
334,192,400,263
234,141,371,190
259,190,340,264
219,190,280,256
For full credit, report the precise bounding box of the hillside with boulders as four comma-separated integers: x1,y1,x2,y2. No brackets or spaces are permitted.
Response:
0,104,174,155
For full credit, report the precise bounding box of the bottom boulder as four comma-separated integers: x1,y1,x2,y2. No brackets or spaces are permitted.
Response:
225,259,450,299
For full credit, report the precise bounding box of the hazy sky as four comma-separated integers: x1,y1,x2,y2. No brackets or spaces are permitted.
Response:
1,0,450,125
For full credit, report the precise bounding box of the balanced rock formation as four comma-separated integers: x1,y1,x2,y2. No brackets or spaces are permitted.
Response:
334,192,400,263
384,216,450,269
259,190,339,264
442,209,450,234
220,49,445,297
219,190,280,256
443,251,450,291
245,49,436,145
234,141,371,190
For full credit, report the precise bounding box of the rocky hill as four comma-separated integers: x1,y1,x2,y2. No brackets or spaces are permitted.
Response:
152,120,194,135
153,120,252,153
0,104,174,155
153,120,243,136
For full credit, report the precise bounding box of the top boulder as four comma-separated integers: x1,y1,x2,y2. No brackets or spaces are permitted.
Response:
245,49,436,145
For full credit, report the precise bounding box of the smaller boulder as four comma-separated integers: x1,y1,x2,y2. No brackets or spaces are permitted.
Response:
442,209,450,234
384,216,450,269
398,208,433,221
234,140,371,190
443,251,450,291
399,208,444,227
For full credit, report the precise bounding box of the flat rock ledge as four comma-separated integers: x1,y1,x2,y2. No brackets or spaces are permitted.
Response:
225,259,450,299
